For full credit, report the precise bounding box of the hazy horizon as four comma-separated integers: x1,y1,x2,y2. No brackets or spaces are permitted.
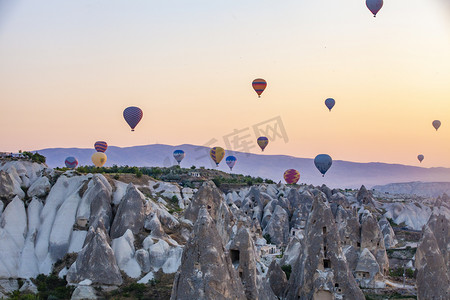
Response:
1,1,449,167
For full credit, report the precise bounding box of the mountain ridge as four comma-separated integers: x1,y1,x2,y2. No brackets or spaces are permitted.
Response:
36,143,450,189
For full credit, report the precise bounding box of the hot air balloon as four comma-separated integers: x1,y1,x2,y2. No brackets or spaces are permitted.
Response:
123,106,143,131
325,98,335,111
417,154,424,163
173,150,185,165
366,0,383,17
284,169,300,184
65,156,78,169
432,120,441,131
92,152,107,167
252,78,267,98
210,147,225,167
94,141,108,152
314,154,332,177
226,156,237,171
257,137,269,152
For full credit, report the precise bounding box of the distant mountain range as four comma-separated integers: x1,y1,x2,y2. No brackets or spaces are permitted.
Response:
373,182,450,197
36,144,450,189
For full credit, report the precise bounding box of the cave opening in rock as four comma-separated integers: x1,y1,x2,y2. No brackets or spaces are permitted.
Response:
323,259,331,269
230,249,240,264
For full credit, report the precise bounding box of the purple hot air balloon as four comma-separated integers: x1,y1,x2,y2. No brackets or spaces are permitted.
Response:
366,0,383,17
94,141,108,152
325,98,335,111
123,106,143,131
173,150,185,165
65,156,78,169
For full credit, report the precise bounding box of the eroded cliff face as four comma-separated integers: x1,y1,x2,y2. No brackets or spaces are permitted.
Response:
1,160,446,299
286,196,365,300
415,210,450,300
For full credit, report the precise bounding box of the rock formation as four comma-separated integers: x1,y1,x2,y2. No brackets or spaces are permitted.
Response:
286,195,365,300
171,207,246,300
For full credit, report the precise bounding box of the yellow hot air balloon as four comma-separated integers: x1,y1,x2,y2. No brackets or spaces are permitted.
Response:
210,147,225,166
92,152,107,167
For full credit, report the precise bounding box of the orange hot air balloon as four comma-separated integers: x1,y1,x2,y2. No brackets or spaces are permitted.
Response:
210,147,225,167
252,78,267,98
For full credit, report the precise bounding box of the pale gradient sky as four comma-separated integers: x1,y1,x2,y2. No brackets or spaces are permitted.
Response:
1,0,449,167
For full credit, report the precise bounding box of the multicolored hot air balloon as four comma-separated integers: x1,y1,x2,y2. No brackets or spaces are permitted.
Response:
325,98,335,111
417,154,424,163
252,78,267,98
173,150,185,165
210,147,225,167
65,156,78,169
314,154,332,177
92,152,107,167
432,120,441,131
283,169,300,184
226,156,237,171
123,106,143,131
257,137,269,152
94,141,108,152
366,0,383,17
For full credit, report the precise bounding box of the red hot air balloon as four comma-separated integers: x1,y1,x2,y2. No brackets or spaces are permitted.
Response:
284,169,300,184
94,141,108,152
252,78,267,98
123,106,143,131
65,157,78,169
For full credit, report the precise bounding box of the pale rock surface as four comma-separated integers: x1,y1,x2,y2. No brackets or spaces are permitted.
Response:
0,196,27,278
229,226,277,299
112,230,142,278
67,224,123,285
286,195,364,299
112,180,128,205
19,279,38,294
35,174,88,268
184,181,224,223
262,205,289,246
170,207,246,300
49,191,82,261
138,271,155,284
135,249,151,273
162,246,183,274
378,216,398,249
110,183,146,239
0,170,24,200
384,201,431,231
27,176,51,198
354,248,383,288
360,212,389,275
424,211,449,273
152,181,182,201
267,260,288,298
18,198,42,278
77,174,112,231
357,185,375,206
415,224,450,299
148,239,171,270
0,279,19,297
71,285,98,300
68,231,88,253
